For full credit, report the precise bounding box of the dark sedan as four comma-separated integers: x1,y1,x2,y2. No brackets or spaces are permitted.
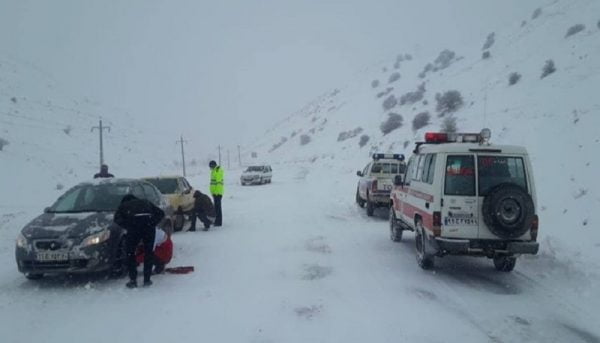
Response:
15,178,173,279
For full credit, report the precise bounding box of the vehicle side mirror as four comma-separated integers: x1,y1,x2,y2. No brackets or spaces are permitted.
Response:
357,171,363,177
394,175,404,187
183,189,191,195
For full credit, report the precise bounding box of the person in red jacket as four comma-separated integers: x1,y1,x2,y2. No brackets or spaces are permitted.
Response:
136,228,173,274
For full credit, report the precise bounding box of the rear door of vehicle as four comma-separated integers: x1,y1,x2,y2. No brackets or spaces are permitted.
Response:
441,154,479,239
476,154,529,239
358,163,371,199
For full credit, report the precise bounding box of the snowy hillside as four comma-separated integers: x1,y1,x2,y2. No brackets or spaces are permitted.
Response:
249,0,600,259
0,56,180,210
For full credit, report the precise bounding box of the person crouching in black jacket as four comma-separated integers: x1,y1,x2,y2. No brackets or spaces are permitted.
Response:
188,190,212,232
114,194,165,288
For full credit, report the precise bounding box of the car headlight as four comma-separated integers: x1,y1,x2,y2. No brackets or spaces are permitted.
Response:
16,233,28,248
81,230,111,247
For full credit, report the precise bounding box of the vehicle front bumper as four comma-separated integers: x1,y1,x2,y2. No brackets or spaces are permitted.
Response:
15,240,116,275
434,238,539,256
241,177,262,184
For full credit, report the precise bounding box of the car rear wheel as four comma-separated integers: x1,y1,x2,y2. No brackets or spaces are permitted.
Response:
356,188,365,208
493,255,517,272
415,220,434,269
389,207,402,242
173,212,185,232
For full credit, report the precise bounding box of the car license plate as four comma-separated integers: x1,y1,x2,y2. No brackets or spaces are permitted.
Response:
36,251,69,261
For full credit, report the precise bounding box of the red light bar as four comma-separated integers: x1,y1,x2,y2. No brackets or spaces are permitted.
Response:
424,132,448,143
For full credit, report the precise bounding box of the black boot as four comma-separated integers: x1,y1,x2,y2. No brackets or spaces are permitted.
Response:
126,280,137,288
143,280,153,287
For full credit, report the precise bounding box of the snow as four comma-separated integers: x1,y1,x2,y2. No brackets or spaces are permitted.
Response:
1,0,600,341
1,167,599,342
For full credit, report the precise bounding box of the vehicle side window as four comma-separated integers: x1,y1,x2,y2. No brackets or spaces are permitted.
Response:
363,163,371,176
182,178,191,190
403,158,415,185
421,154,432,183
413,155,425,181
131,185,145,199
444,155,475,196
142,184,160,205
426,154,436,184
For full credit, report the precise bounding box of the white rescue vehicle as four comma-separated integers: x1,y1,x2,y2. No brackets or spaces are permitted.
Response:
389,129,539,271
356,154,406,216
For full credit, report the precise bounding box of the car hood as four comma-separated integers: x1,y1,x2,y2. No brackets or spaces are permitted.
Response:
22,212,117,239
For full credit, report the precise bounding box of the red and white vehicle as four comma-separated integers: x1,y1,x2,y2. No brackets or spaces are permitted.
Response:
356,154,406,216
389,129,539,271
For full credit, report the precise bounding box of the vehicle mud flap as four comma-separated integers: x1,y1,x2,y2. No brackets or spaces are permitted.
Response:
482,183,534,239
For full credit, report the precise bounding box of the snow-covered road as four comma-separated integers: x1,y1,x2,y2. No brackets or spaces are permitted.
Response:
1,166,599,343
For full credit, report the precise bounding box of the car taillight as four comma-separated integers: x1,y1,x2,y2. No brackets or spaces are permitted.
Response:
433,211,442,236
530,214,539,241
371,180,378,192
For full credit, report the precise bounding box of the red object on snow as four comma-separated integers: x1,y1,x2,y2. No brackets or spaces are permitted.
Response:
136,237,173,265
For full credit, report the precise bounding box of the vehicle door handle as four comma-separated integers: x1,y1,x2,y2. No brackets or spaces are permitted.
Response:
425,202,430,209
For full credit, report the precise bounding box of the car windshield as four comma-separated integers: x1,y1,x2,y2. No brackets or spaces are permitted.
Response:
246,166,263,172
371,163,402,174
478,156,527,196
145,178,179,194
49,184,133,213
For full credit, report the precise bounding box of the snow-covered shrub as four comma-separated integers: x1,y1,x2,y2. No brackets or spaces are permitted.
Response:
541,59,556,79
404,54,412,61
441,116,458,133
597,20,600,30
532,8,542,20
380,113,404,135
482,51,491,59
10,97,17,103
482,32,495,50
56,183,64,191
382,94,398,111
300,134,311,146
565,24,585,38
371,80,380,88
436,90,463,116
399,83,426,106
508,72,522,86
269,137,288,152
358,135,370,148
388,72,401,83
434,50,456,70
63,125,72,135
521,20,527,27
403,140,410,149
412,112,431,131
419,50,457,78
0,137,8,151
337,127,363,142
393,60,401,69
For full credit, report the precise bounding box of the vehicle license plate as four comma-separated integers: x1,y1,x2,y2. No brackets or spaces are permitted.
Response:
36,251,69,261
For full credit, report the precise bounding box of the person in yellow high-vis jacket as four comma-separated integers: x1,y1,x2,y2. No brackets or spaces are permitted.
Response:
209,160,224,226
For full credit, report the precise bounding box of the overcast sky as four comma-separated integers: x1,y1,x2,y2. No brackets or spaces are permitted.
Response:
1,0,535,158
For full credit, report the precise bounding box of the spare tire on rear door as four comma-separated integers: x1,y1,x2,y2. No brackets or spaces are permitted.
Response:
482,183,534,239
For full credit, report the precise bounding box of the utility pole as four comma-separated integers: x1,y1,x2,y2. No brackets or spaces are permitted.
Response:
227,149,231,169
91,119,111,169
217,145,222,166
237,145,242,167
176,135,188,177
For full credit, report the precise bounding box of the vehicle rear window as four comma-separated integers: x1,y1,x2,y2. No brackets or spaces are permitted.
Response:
444,155,476,196
247,166,263,172
372,163,401,174
146,179,178,194
478,156,527,196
